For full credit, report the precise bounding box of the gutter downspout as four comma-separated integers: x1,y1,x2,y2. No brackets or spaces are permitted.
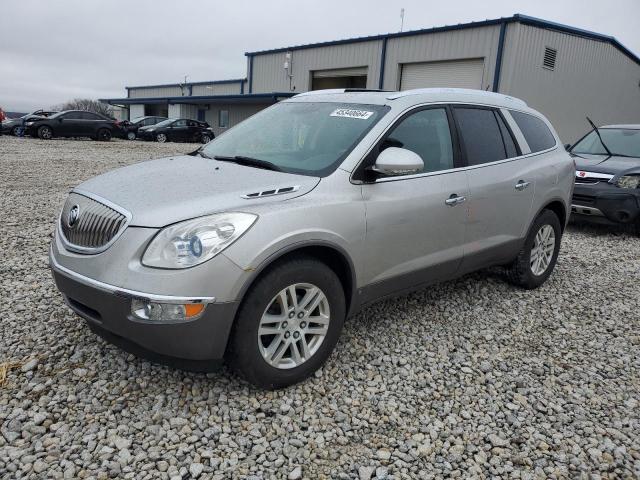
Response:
248,55,254,94
378,37,388,89
492,21,507,92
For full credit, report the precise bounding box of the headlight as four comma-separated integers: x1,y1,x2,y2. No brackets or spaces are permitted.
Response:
142,212,257,268
615,175,640,189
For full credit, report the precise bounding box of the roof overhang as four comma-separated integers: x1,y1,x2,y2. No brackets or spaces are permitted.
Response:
100,92,296,106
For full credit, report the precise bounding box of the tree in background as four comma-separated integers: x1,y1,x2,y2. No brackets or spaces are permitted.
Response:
52,99,113,118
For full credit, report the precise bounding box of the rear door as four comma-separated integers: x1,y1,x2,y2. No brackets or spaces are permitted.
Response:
81,111,105,136
169,119,188,140
58,111,84,136
452,105,535,272
360,106,469,296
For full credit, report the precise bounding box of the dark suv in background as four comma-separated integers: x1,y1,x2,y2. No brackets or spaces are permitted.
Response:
137,118,215,143
118,116,168,140
25,110,118,141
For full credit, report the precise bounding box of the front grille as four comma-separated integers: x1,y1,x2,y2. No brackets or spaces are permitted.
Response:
575,178,601,184
572,194,595,205
60,192,129,253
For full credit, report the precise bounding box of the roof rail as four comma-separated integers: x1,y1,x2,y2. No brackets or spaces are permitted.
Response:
386,88,528,107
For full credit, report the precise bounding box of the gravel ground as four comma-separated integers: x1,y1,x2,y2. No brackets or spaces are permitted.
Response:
0,135,639,479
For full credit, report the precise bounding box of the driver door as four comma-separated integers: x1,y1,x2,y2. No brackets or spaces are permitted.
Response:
360,106,469,298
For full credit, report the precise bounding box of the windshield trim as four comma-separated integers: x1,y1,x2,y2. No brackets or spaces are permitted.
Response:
201,101,391,178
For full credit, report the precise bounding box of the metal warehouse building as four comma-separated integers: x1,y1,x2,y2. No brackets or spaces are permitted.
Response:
102,14,640,142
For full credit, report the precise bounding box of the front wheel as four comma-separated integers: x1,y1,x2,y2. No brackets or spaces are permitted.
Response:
96,128,112,141
156,133,167,143
201,134,211,144
126,131,136,141
506,209,562,289
37,125,52,140
228,256,346,389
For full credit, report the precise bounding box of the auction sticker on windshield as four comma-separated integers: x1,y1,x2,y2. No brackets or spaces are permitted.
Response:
330,108,374,120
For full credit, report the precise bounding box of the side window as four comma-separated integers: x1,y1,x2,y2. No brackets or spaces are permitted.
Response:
173,119,187,127
219,110,229,128
496,112,519,158
187,120,198,127
509,111,556,152
382,108,454,173
64,112,84,120
82,112,102,120
454,107,507,165
143,118,155,126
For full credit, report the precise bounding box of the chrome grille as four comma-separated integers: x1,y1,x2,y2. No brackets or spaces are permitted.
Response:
59,192,130,253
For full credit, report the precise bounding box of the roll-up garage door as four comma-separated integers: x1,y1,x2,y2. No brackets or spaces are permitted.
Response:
400,59,485,90
311,66,368,90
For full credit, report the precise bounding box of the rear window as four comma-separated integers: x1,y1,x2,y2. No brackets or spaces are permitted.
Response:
454,107,508,166
510,111,556,152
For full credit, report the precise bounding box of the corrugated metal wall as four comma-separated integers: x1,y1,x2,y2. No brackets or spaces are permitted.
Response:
250,40,383,92
500,23,640,142
383,25,502,90
192,82,242,96
128,86,183,98
129,104,145,119
204,104,265,137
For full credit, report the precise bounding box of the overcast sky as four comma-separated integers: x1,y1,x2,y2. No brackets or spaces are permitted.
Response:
1,0,638,112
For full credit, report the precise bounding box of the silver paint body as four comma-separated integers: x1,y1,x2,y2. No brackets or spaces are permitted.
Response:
51,89,574,309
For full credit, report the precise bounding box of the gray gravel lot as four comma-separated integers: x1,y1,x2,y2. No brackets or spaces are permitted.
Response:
0,135,639,479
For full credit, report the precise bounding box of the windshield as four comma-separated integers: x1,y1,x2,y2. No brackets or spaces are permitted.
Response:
572,128,640,158
201,102,389,176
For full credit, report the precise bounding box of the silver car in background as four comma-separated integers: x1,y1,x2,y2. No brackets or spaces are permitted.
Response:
50,88,574,389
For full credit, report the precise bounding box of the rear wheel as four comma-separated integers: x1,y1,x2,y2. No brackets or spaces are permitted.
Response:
11,126,20,136
126,131,136,140
156,133,167,143
506,209,562,289
228,256,345,389
37,125,52,140
201,133,211,143
96,128,112,141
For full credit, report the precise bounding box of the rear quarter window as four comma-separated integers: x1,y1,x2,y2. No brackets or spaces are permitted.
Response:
510,111,556,153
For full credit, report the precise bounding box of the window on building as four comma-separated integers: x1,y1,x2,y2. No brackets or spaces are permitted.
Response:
454,107,508,165
509,111,556,153
219,110,229,128
197,109,206,122
382,108,454,173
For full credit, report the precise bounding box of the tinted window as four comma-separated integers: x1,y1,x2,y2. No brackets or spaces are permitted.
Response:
81,112,102,120
172,119,187,127
510,111,556,152
187,120,198,127
383,108,453,173
142,118,156,126
496,112,519,158
64,112,84,120
455,108,507,165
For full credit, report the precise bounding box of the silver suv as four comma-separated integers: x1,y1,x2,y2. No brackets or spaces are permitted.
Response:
50,88,574,388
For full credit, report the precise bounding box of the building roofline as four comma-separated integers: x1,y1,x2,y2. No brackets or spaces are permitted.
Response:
100,92,296,105
125,78,247,90
244,13,640,66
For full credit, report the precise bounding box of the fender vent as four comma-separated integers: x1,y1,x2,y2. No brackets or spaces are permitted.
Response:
242,186,300,199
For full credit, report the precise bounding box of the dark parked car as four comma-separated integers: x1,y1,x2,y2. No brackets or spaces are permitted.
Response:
118,116,168,140
569,124,640,232
25,110,118,141
137,118,215,143
1,110,58,136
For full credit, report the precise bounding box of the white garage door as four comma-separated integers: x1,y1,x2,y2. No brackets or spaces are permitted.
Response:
400,59,485,90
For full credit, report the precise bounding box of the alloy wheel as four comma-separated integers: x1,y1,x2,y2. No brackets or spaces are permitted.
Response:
156,133,167,143
127,131,136,140
258,283,330,369
530,224,555,276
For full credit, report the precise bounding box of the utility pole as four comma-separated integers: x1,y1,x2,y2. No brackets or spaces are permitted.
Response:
400,8,405,32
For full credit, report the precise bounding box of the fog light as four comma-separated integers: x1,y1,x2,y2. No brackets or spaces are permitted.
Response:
131,299,205,321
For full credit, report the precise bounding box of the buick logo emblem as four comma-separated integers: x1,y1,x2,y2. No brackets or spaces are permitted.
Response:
68,205,80,228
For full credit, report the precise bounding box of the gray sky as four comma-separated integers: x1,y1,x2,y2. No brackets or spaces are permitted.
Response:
1,0,639,112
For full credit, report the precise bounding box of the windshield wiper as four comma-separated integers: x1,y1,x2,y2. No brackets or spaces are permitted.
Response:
213,155,282,172
586,116,613,157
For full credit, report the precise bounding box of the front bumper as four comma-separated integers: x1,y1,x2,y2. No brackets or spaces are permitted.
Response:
50,251,239,368
572,183,640,224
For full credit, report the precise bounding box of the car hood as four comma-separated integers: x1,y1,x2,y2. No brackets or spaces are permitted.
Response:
74,155,320,227
572,153,640,175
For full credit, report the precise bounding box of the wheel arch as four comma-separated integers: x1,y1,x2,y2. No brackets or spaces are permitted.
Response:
235,241,358,319
539,198,567,232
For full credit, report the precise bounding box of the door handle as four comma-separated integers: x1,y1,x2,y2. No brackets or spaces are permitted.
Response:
445,194,466,206
515,180,530,191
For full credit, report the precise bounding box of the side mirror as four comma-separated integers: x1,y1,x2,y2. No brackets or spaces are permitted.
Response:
564,143,572,151
371,147,424,176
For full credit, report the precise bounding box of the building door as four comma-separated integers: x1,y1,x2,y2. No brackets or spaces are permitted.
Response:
400,59,485,90
311,67,368,90
197,109,206,122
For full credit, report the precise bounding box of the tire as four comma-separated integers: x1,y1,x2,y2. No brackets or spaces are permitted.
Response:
11,126,19,136
506,209,562,289
156,133,167,143
37,125,53,140
201,134,211,144
96,128,112,141
127,131,136,141
228,256,346,389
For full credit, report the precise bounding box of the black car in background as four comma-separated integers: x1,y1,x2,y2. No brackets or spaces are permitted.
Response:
569,124,640,233
137,118,215,143
118,116,167,140
25,110,118,141
1,110,58,136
